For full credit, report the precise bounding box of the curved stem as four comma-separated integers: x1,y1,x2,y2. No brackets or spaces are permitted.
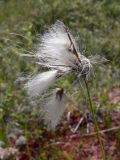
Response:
84,79,106,160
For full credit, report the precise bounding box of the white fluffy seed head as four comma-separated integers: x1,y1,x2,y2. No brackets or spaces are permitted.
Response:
25,70,58,98
24,21,94,98
22,21,103,129
42,89,67,129
36,20,80,72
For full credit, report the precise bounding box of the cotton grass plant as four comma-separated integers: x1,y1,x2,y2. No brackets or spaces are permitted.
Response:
24,20,106,159
25,21,92,98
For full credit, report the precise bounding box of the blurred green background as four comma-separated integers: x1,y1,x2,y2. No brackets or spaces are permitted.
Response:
0,0,120,143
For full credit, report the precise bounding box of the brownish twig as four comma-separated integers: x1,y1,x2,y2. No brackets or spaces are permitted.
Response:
64,25,81,63
82,126,120,137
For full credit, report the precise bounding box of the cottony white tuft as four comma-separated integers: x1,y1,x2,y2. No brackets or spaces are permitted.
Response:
24,21,92,98
42,89,67,129
25,70,58,98
36,21,92,77
36,21,81,72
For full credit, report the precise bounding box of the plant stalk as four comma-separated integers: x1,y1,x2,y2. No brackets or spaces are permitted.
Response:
84,79,106,160
24,122,32,160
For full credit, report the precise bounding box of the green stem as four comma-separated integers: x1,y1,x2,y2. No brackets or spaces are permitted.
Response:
84,79,106,160
24,122,32,160
0,114,7,145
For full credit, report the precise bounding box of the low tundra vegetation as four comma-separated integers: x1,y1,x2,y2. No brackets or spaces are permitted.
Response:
0,0,120,159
